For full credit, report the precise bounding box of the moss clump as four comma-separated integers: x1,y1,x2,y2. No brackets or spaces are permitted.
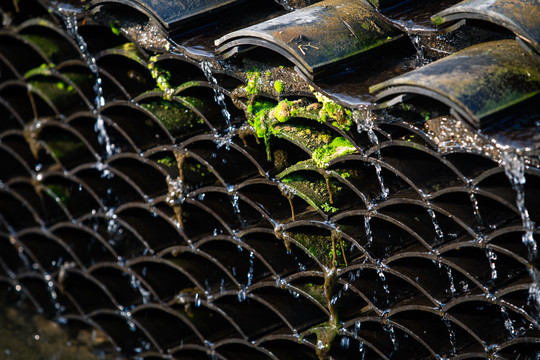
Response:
157,156,176,168
312,89,353,132
109,20,120,36
311,137,356,168
431,15,446,27
148,59,173,98
274,79,284,93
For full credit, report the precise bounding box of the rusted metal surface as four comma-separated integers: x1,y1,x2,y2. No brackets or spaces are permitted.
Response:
216,0,402,79
370,39,540,128
90,0,246,33
432,0,540,53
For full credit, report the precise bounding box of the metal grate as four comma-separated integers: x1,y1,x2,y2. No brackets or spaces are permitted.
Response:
0,0,538,359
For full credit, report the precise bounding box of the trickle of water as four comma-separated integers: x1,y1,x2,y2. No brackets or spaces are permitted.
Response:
130,274,151,304
358,342,366,360
486,249,498,281
246,252,255,287
58,9,117,159
468,185,483,228
275,0,294,10
409,34,425,67
166,176,185,205
500,306,516,338
219,278,226,295
237,285,247,302
426,207,445,243
445,265,456,296
382,322,398,350
500,152,537,258
364,215,374,244
340,336,350,349
200,60,232,127
118,306,136,332
355,320,362,333
355,109,389,199
442,317,457,356
44,273,64,313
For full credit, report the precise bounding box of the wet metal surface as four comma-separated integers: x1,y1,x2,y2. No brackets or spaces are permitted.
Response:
371,39,540,128
433,0,540,53
216,0,401,79
89,0,246,33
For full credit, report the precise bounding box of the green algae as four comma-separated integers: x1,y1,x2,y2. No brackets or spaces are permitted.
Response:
141,99,205,134
44,184,71,204
311,137,356,168
279,171,344,214
109,20,121,36
431,15,446,27
292,231,347,268
312,89,353,132
274,79,284,93
148,58,173,98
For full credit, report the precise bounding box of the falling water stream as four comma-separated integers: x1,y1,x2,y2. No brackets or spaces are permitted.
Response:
500,152,539,322
57,8,117,161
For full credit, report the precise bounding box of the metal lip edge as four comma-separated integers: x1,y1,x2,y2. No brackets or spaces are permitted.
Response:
89,0,244,34
372,85,480,128
432,8,540,53
216,32,403,81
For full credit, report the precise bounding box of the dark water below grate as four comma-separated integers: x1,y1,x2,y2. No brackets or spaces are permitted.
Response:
0,299,125,360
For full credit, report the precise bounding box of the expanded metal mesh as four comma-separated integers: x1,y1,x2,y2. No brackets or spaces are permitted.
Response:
0,1,538,359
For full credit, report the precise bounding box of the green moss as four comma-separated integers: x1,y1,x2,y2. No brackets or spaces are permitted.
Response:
148,60,173,98
312,89,353,131
20,34,63,61
109,20,120,36
431,15,446,27
321,203,338,213
312,137,356,168
157,156,176,167
301,282,326,305
292,232,346,268
46,139,84,159
245,70,260,98
274,79,284,93
280,172,344,214
45,184,71,204
141,99,204,134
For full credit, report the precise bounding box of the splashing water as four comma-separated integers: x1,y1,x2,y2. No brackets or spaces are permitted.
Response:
246,252,255,287
276,0,294,10
486,249,498,282
445,265,456,296
355,108,389,199
442,317,457,356
200,60,232,127
57,9,117,159
427,207,444,243
409,34,425,67
468,185,483,228
364,215,374,244
500,152,537,258
500,306,516,338
383,322,398,350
